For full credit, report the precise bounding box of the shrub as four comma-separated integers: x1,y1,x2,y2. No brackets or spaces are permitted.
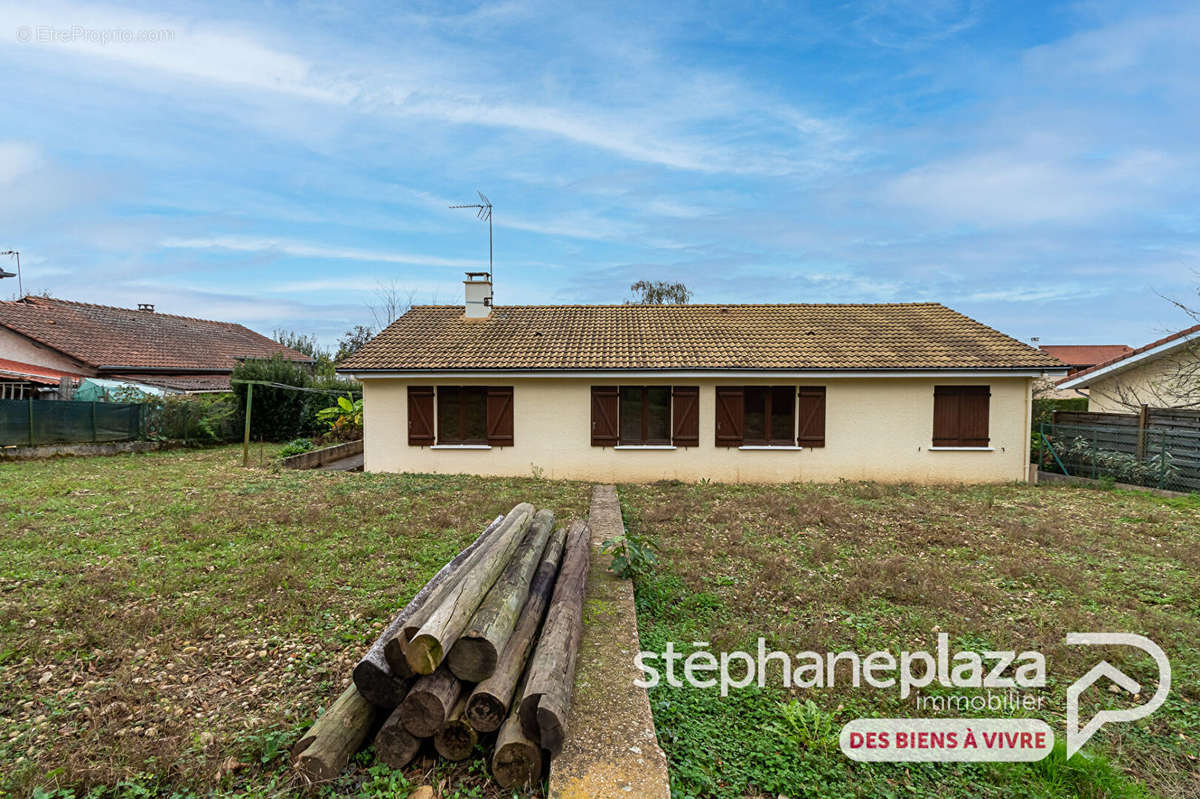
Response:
143,393,238,444
601,533,659,580
1063,436,1179,488
278,438,315,458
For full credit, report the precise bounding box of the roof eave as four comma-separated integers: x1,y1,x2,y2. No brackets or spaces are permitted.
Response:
338,366,1067,380
1058,331,1200,390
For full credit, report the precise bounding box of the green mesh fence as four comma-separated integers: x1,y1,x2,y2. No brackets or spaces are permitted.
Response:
0,399,144,447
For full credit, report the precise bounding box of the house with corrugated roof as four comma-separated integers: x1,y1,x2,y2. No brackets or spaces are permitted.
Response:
338,274,1066,483
0,296,311,399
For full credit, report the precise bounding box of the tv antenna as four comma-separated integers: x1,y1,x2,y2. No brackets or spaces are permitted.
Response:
449,192,493,280
0,250,21,296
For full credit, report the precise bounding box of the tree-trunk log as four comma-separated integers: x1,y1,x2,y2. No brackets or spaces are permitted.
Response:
465,524,566,732
397,664,465,738
518,519,589,756
353,514,505,707
491,671,543,789
374,705,423,769
293,684,377,782
448,509,555,681
433,695,478,761
404,505,535,675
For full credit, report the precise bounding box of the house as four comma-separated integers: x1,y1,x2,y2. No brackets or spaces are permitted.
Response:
1057,323,1200,412
0,296,312,397
338,275,1065,483
1035,344,1132,400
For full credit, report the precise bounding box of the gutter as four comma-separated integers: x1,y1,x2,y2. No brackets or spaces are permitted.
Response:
338,367,1068,380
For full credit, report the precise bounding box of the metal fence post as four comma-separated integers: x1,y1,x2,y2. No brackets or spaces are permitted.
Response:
91,402,98,442
27,397,34,446
1160,434,1167,489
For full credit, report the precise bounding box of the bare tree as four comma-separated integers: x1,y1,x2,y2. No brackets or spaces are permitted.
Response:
1101,284,1200,410
370,280,416,331
626,280,692,305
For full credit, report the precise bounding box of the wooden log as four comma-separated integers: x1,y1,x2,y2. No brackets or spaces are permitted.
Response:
398,664,464,738
433,695,478,761
404,505,535,675
354,514,505,707
448,509,555,681
491,672,543,789
518,519,589,756
293,684,377,782
374,705,423,769
465,524,566,732
385,505,532,676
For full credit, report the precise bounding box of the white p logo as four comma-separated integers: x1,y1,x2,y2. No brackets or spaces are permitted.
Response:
1065,633,1170,759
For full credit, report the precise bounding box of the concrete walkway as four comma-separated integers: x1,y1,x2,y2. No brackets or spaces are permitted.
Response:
548,484,670,799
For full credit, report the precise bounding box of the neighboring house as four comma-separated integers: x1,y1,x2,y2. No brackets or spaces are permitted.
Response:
1035,344,1133,400
0,296,312,397
1057,324,1200,412
338,275,1064,483
0,358,84,400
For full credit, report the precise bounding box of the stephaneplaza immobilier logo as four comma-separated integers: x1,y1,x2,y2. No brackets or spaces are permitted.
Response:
634,632,1170,761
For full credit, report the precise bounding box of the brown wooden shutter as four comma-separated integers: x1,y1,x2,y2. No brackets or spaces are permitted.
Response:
486,386,514,447
796,387,826,447
671,386,699,447
958,386,990,447
714,386,744,447
933,386,990,447
408,386,435,446
590,386,619,446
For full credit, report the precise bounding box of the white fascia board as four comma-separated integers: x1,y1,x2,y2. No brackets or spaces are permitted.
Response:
339,368,1065,381
1058,333,1200,390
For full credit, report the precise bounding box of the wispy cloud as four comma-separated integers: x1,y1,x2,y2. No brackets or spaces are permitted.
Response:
161,236,483,268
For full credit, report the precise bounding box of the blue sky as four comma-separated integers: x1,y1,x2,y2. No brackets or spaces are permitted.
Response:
1,0,1197,349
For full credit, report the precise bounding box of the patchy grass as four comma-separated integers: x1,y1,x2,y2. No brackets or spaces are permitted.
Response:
0,446,590,798
621,480,1200,799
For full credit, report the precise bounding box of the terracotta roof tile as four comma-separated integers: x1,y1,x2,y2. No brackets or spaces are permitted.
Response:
0,296,311,371
1056,323,1200,385
1039,345,1133,368
341,303,1062,371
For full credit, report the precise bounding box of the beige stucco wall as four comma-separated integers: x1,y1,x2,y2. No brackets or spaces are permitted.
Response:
362,376,1034,484
1085,352,1197,412
0,327,90,373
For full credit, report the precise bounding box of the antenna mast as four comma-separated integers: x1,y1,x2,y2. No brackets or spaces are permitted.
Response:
0,250,21,296
449,192,493,281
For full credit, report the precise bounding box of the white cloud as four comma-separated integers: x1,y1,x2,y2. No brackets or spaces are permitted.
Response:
0,141,41,184
883,149,1176,226
161,235,483,268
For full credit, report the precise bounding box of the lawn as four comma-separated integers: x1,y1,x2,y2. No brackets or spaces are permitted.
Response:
0,446,591,798
620,480,1200,799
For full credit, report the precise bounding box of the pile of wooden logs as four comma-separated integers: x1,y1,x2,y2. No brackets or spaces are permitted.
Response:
291,504,590,790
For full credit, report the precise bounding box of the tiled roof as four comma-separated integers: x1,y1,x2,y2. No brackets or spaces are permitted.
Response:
340,303,1063,371
1039,345,1133,368
0,296,312,371
105,373,235,392
1057,323,1200,386
0,358,84,386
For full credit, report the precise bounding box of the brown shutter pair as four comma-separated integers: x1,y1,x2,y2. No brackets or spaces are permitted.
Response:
590,386,700,446
407,386,514,446
715,386,826,447
932,386,990,447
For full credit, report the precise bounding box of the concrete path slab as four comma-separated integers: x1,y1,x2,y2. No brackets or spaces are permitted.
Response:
548,484,670,799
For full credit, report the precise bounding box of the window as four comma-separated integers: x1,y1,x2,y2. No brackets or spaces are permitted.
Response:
619,386,671,445
407,386,513,447
590,385,699,447
715,386,826,448
744,386,795,445
932,385,990,447
438,386,488,444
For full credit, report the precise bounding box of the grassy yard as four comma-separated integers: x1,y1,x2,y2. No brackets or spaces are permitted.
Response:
621,480,1200,799
0,446,591,798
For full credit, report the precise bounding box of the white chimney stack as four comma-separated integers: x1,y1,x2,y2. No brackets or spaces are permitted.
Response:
464,272,493,319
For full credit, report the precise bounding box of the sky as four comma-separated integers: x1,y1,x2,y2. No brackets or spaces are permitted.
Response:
1,0,1198,350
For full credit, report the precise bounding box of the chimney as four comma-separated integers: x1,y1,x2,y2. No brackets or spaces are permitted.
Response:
463,272,492,319
138,303,155,312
